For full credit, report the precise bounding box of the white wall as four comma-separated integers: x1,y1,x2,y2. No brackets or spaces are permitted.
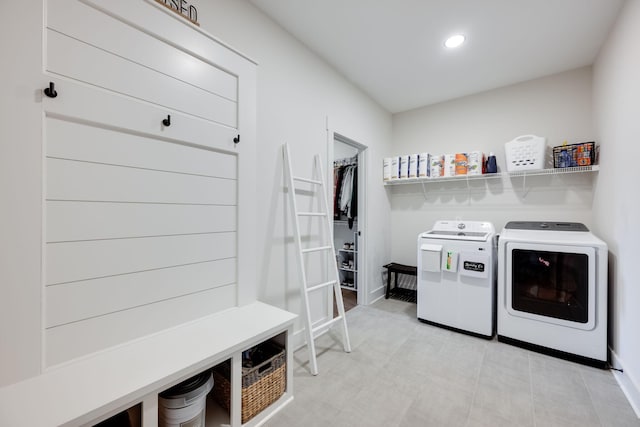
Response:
389,67,596,264
195,1,392,337
0,0,391,385
593,0,640,414
334,140,359,160
0,2,43,387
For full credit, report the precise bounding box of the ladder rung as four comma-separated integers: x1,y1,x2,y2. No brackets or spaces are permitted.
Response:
302,246,332,253
312,316,342,334
298,212,327,217
293,176,322,185
306,280,338,293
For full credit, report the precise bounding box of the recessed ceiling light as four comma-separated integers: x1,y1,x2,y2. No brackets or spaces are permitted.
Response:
444,34,465,49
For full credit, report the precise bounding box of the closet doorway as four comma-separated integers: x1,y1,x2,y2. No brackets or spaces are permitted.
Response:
331,133,366,316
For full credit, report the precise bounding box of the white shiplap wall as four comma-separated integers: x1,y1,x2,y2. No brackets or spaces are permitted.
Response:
40,0,253,367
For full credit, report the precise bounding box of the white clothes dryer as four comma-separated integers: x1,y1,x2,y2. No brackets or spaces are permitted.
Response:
497,221,608,367
417,220,497,338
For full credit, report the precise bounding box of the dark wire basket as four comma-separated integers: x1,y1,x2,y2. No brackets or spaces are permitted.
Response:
553,142,596,168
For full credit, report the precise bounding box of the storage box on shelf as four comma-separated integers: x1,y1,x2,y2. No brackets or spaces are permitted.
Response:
504,134,546,172
213,338,286,424
553,142,596,168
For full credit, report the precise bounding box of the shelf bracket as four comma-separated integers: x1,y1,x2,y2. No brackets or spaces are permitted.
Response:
521,173,531,198
420,180,428,200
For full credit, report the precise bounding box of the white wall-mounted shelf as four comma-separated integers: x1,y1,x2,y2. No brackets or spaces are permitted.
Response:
334,219,358,224
383,165,600,186
383,165,599,199
339,249,357,254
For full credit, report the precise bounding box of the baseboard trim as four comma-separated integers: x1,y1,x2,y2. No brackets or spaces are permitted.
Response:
368,293,384,305
291,328,305,352
368,285,385,305
610,348,640,418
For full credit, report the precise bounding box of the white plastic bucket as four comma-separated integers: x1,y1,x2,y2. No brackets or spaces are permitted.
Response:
159,371,213,427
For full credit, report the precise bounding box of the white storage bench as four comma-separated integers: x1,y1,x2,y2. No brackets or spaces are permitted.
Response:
0,302,296,427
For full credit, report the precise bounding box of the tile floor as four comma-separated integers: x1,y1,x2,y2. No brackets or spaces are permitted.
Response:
265,298,640,427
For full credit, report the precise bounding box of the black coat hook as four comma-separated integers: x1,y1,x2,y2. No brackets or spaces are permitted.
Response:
162,115,171,126
44,82,57,98
233,135,240,144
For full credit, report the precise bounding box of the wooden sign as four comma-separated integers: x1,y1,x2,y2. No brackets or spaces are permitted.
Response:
154,0,199,26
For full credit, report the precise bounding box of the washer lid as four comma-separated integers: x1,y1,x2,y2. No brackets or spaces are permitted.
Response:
421,230,491,241
421,220,495,241
505,221,589,232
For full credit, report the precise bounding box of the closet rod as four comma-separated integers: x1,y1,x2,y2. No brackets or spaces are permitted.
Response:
334,155,358,167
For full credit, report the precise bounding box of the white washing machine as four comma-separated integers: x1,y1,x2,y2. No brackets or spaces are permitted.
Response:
498,221,608,367
417,220,497,338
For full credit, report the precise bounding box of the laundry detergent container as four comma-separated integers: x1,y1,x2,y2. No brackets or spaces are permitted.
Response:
159,371,214,427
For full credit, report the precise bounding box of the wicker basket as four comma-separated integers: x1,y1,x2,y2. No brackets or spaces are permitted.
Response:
212,342,286,423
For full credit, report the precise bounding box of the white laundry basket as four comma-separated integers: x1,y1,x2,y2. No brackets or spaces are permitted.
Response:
504,135,546,172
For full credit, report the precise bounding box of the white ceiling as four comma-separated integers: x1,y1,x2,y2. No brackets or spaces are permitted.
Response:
249,0,625,113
